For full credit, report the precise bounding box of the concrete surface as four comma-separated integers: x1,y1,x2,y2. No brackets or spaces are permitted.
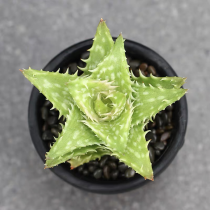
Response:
0,0,209,209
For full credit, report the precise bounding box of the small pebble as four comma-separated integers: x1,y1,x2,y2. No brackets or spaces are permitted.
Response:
133,69,140,77
42,123,49,131
88,165,96,173
47,116,58,126
77,165,84,173
129,60,141,70
145,132,157,143
167,111,173,123
139,63,148,71
163,141,167,145
78,60,85,68
59,116,66,125
160,112,168,126
109,156,118,162
57,124,62,132
81,51,90,60
150,129,156,134
83,170,89,176
51,128,59,138
111,170,119,180
149,146,155,163
118,163,128,172
160,131,171,142
42,130,54,141
43,100,52,108
148,66,156,75
99,156,109,167
89,160,99,166
125,168,135,178
68,62,77,74
51,124,62,133
155,115,163,128
41,107,48,120
156,128,165,134
93,169,102,179
166,105,173,111
165,124,173,130
103,165,111,179
107,161,117,170
77,69,84,76
153,142,165,151
155,149,161,156
148,121,156,129
49,110,58,116
119,173,126,178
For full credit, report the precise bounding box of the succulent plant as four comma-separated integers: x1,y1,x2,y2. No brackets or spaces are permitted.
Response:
21,18,187,181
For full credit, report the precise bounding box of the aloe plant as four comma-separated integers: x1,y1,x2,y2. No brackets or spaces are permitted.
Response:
21,18,187,181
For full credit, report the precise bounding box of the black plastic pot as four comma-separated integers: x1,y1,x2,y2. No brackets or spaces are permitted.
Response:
28,38,188,194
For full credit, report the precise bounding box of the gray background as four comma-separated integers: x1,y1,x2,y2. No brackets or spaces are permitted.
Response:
0,0,209,209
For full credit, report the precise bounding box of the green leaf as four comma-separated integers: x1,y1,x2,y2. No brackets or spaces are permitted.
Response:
68,148,111,168
131,71,186,89
68,77,124,122
113,123,153,180
94,91,126,121
79,19,114,73
83,100,134,152
45,105,102,168
22,68,77,117
132,83,187,125
90,34,132,98
45,144,101,168
20,19,188,179
94,93,112,116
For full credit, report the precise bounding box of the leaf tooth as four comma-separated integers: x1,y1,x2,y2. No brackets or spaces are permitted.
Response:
77,66,86,71
59,123,64,129
56,68,60,73
150,73,155,79
140,71,147,79
64,68,69,74
50,105,55,110
131,86,137,93
130,70,136,79
148,83,155,89
81,58,89,63
88,69,96,73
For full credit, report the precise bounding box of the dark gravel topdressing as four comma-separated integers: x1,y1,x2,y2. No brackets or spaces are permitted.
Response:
40,51,175,181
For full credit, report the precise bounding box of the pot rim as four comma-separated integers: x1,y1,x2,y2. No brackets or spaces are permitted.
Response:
28,38,188,194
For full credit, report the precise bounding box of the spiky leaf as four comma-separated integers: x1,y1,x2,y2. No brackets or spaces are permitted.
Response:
22,68,77,117
90,34,132,98
94,91,126,121
68,148,111,168
113,123,153,180
84,100,133,152
46,144,101,168
132,83,187,125
79,18,114,73
132,71,186,89
68,77,126,122
45,105,102,168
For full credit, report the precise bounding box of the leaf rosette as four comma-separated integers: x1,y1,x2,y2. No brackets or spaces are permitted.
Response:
21,19,187,181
